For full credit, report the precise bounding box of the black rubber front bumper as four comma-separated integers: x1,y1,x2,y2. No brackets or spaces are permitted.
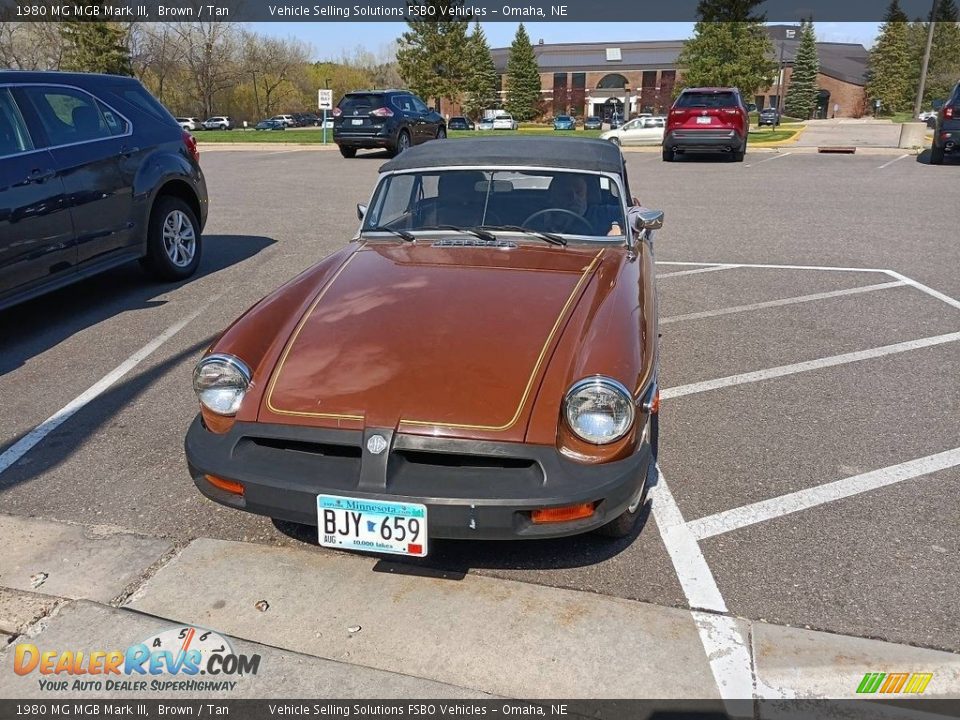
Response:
185,417,654,540
665,129,743,151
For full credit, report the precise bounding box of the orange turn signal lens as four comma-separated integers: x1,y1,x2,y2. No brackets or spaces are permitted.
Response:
205,474,244,496
531,503,596,524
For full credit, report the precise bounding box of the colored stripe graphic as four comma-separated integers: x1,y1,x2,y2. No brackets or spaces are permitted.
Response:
858,672,933,694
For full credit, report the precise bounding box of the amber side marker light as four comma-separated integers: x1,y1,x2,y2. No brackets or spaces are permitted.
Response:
531,503,596,524
205,474,244,496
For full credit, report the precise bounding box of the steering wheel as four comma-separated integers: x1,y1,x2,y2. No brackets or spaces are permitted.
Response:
521,208,594,235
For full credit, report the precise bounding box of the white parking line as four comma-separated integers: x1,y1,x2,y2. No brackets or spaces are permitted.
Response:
0,299,217,476
745,152,792,167
687,447,960,540
655,260,891,274
660,281,906,325
656,265,739,279
662,331,960,400
884,270,960,313
650,470,755,701
877,153,910,169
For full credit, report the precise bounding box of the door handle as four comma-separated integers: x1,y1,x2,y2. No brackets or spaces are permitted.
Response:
26,168,56,184
119,145,140,157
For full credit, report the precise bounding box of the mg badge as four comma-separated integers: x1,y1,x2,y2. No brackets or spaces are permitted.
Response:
367,434,388,455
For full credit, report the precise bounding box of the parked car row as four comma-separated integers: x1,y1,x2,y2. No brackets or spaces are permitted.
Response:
176,112,325,133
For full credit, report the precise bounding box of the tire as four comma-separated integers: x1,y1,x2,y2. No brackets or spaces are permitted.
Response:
595,415,658,539
609,137,621,146
339,146,357,158
662,146,675,162
731,149,745,162
393,130,411,155
141,196,202,282
930,142,944,165
436,126,447,140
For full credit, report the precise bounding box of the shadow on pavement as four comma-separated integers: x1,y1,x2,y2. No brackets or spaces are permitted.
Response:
0,235,274,376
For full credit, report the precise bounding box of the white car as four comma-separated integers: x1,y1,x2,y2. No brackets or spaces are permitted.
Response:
177,117,202,131
492,114,517,130
918,110,938,122
202,116,233,130
478,118,495,130
270,114,298,127
600,116,665,146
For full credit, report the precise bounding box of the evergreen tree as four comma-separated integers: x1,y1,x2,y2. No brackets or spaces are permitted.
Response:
61,19,132,76
694,0,766,21
884,0,908,22
504,24,541,122
676,22,776,98
865,8,912,113
924,0,960,104
396,0,471,110
461,22,499,122
784,21,820,119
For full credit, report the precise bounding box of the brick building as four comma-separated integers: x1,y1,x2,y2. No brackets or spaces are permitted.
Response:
447,26,869,120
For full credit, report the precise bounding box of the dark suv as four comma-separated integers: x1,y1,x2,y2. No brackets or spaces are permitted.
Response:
0,71,208,312
333,90,446,158
930,81,959,165
663,87,750,162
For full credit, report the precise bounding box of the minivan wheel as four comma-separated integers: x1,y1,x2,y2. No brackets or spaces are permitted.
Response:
339,146,357,158
142,196,202,281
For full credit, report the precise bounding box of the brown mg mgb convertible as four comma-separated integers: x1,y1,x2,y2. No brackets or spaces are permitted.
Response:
185,137,662,557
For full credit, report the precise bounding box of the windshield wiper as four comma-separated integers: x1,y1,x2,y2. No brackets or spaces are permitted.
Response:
363,226,415,242
478,225,567,246
418,225,497,242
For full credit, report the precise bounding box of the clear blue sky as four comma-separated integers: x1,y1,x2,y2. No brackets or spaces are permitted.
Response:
251,22,881,62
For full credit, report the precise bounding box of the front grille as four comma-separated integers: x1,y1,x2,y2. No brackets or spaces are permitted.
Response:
387,448,544,497
240,437,361,459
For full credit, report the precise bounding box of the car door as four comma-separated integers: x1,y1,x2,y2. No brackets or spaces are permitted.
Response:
411,95,438,142
0,87,76,298
15,84,137,267
618,119,643,146
391,94,423,144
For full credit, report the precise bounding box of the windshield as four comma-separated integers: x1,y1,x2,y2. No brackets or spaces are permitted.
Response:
363,169,626,239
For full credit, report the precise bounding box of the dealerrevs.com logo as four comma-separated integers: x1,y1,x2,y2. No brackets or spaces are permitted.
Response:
13,626,261,693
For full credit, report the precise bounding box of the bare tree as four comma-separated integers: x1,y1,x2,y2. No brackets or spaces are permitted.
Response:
0,22,66,70
168,21,243,118
244,32,311,116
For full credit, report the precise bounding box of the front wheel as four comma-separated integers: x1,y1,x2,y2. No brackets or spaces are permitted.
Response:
609,137,621,146
141,196,201,281
436,127,447,140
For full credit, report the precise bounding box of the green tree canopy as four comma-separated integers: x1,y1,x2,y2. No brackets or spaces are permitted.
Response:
884,0,909,23
866,13,913,113
694,0,766,21
461,22,499,121
675,21,776,98
504,23,541,121
396,0,471,110
60,20,132,75
784,21,820,119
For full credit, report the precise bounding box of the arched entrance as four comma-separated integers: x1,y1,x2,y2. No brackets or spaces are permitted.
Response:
597,74,628,90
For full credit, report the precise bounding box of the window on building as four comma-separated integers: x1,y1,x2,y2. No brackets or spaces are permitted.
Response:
754,95,766,110
597,74,628,90
606,48,622,62
553,73,568,115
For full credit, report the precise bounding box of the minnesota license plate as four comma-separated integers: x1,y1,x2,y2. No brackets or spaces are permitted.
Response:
351,118,363,125
696,116,712,124
317,495,428,557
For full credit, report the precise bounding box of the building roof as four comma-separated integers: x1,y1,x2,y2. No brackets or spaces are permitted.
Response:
490,32,869,87
379,136,626,175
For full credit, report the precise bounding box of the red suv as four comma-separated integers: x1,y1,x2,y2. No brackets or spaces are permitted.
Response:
663,87,750,162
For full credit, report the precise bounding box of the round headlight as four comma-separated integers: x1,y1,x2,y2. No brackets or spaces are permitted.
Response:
193,354,251,416
564,376,635,445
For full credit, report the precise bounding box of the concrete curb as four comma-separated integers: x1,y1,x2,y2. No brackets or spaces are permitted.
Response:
1,514,957,700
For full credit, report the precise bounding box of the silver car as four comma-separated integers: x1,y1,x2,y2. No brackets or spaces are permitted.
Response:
202,116,232,130
177,117,202,131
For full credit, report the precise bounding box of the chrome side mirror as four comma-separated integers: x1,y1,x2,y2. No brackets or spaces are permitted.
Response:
357,203,367,221
633,209,664,232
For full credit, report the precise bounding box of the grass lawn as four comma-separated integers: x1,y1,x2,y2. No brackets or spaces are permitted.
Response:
196,129,336,143
449,128,605,139
748,128,799,143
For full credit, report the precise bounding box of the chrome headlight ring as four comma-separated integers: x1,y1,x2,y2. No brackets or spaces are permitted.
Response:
192,354,252,416
563,376,636,445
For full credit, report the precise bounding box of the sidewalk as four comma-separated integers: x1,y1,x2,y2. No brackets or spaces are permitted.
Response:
1,514,957,701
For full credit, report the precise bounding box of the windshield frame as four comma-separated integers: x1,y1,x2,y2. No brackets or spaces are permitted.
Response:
358,165,633,247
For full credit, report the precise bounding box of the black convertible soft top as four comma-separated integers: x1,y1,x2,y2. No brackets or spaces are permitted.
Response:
379,136,626,176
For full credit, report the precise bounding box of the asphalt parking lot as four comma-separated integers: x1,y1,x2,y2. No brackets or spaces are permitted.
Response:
1,146,957,655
